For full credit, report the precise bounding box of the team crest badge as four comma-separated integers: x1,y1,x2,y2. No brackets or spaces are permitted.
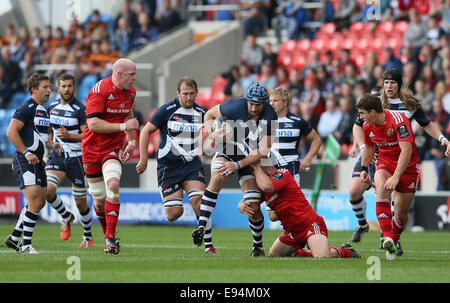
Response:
387,128,394,136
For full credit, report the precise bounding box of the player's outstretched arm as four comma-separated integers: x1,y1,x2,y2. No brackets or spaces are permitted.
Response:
422,121,450,157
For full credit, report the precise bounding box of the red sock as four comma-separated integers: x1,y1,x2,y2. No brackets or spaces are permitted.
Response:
392,217,406,244
329,246,352,258
376,199,393,239
292,249,313,257
94,206,107,235
105,197,120,239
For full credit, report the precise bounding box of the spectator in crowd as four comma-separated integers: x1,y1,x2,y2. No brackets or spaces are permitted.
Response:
0,65,11,108
132,11,158,49
299,101,320,131
275,66,289,87
333,96,356,146
114,17,133,54
395,0,430,21
368,64,385,90
156,0,182,34
287,68,303,102
343,62,362,89
30,27,43,51
2,24,18,47
402,61,419,93
415,77,436,113
361,50,377,82
115,0,139,33
85,9,109,38
258,59,277,90
317,95,342,141
305,50,323,72
419,44,442,78
330,59,346,94
382,46,403,72
403,8,429,56
0,47,22,93
239,63,257,97
262,41,278,71
422,63,439,92
338,49,358,74
11,27,30,64
334,0,357,31
223,65,241,98
238,34,264,74
322,50,334,74
317,0,335,23
315,64,333,97
401,45,421,72
299,76,324,115
427,13,446,50
239,0,266,37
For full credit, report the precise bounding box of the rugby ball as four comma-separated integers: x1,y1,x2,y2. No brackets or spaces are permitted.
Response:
212,116,232,135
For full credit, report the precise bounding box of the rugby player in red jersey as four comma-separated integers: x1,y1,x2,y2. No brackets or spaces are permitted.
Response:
238,158,361,259
82,58,139,255
357,94,419,260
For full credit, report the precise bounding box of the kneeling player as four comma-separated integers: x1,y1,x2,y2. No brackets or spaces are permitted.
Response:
238,158,361,259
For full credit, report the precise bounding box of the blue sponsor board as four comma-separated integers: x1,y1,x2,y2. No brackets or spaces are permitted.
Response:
23,190,377,231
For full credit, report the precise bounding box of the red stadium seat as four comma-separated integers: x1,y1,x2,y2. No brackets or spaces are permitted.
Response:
296,39,311,53
372,35,387,53
211,75,227,91
277,51,292,68
317,22,336,36
375,21,394,35
290,53,306,70
348,22,365,35
280,40,297,53
327,34,343,52
355,35,370,51
342,35,357,50
311,37,326,51
196,91,211,108
395,20,409,35
355,53,366,70
211,90,227,106
387,36,403,51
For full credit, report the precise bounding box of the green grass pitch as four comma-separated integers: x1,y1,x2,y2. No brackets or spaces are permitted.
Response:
0,223,449,283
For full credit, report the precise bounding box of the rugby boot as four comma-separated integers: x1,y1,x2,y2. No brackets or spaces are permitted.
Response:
61,212,75,241
351,224,369,242
104,237,120,255
4,235,22,252
192,226,205,247
251,247,265,257
341,242,361,258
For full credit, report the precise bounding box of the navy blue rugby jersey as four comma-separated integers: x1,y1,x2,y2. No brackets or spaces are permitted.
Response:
47,98,86,154
386,98,430,127
271,112,312,166
149,98,206,164
12,98,50,159
219,97,277,156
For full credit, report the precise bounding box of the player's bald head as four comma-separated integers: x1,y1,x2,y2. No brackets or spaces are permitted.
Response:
112,58,136,90
113,58,136,73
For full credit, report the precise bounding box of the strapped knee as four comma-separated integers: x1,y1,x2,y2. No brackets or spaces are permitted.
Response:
72,186,87,199
163,198,183,208
47,173,60,187
88,181,106,200
244,190,262,203
188,189,204,200
103,163,122,198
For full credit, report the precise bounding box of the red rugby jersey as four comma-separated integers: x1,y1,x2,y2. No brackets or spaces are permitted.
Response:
363,109,418,168
263,169,319,233
82,77,136,157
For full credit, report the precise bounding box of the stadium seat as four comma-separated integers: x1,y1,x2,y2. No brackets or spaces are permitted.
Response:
374,21,394,35
311,37,326,51
7,92,27,109
317,22,336,37
290,53,306,71
387,36,403,52
342,35,357,50
78,74,99,101
355,35,370,52
296,39,311,53
395,20,409,35
196,91,212,109
211,90,226,106
328,34,343,52
277,52,292,68
348,22,365,35
280,40,297,53
211,75,227,91
372,35,387,53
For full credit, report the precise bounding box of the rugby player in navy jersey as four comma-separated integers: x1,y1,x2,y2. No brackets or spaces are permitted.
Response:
137,77,217,254
192,82,278,257
242,86,321,222
45,73,93,248
4,73,51,254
